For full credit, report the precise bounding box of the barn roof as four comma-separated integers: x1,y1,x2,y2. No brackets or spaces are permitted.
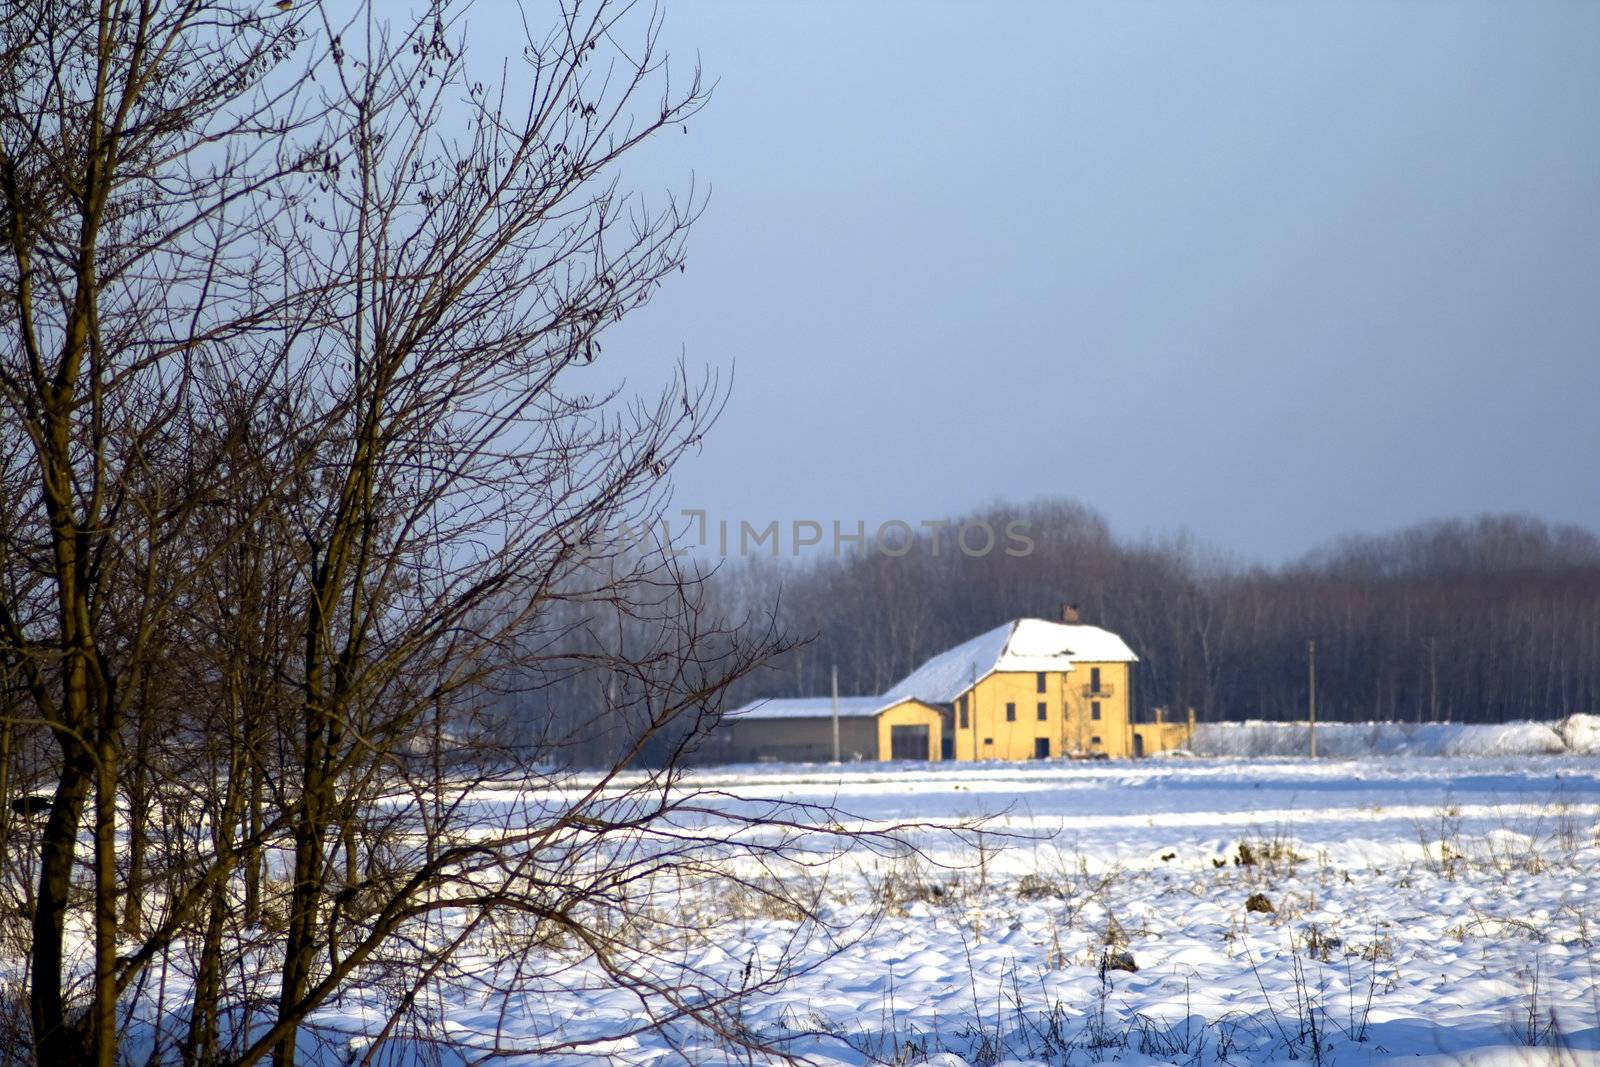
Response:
724,694,921,722
883,618,1138,704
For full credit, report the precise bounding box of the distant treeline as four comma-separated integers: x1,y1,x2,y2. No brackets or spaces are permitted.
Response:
711,500,1600,724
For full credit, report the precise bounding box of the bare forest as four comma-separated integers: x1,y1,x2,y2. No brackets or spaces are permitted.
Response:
700,502,1600,734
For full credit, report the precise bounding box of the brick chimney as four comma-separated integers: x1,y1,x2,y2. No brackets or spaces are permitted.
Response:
1061,603,1080,624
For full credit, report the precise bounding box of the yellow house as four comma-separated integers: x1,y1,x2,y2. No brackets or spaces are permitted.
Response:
883,618,1186,760
709,618,1191,765
713,695,944,763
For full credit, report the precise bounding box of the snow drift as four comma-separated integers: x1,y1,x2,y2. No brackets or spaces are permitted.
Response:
1556,712,1600,753
1187,716,1600,757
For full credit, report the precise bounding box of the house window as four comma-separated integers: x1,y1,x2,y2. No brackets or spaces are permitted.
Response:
1090,666,1102,693
1036,702,1047,721
983,737,993,746
958,695,968,729
1090,735,1101,746
1005,702,1016,722
1036,672,1047,693
1091,701,1101,721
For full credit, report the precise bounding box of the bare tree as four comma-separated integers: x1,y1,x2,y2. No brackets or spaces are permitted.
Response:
0,1,872,1064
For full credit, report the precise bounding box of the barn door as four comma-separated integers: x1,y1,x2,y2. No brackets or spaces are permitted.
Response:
889,724,929,761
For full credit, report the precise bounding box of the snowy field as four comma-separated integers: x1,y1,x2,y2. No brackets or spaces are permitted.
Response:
343,754,1600,1067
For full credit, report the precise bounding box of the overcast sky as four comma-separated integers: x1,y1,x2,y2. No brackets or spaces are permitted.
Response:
499,0,1600,563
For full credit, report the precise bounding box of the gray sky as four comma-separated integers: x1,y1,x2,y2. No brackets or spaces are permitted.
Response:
527,0,1600,562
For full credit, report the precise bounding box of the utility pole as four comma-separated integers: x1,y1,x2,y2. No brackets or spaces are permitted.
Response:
970,664,978,758
1428,637,1438,724
1307,639,1318,759
831,665,840,763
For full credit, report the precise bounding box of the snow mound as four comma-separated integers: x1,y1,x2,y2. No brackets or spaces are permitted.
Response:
1188,719,1574,758
1556,713,1600,754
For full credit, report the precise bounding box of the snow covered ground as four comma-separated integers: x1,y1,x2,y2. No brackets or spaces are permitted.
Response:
359,755,1600,1066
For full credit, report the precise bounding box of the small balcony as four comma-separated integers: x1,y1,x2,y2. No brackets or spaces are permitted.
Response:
1081,683,1115,699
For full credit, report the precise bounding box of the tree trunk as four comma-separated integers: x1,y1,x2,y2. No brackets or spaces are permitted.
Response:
31,750,93,1066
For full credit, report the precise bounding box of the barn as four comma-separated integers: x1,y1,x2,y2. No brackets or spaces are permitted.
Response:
713,695,945,763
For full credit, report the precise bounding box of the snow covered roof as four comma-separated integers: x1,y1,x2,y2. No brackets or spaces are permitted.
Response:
883,619,1138,704
725,695,920,722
